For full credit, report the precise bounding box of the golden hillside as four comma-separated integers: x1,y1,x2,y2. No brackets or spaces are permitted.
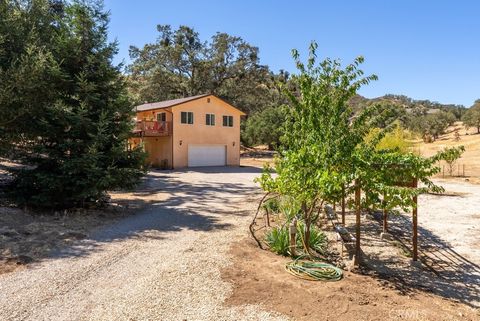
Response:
414,122,480,182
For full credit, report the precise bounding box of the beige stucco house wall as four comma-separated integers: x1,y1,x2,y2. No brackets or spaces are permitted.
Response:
129,94,245,169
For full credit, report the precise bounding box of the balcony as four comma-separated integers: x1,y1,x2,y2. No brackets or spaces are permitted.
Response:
132,120,172,137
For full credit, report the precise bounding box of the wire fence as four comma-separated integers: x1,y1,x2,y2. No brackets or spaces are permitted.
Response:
439,163,467,178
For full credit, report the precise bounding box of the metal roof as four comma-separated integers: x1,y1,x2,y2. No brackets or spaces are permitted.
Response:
135,94,210,112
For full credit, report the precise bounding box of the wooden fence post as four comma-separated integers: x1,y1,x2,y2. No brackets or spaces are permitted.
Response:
382,192,388,233
265,209,270,227
341,185,346,226
412,179,418,262
289,219,297,257
354,181,361,266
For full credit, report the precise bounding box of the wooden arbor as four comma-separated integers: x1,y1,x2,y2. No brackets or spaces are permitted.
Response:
351,177,420,266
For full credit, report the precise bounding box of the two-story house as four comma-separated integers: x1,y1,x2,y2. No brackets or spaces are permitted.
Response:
130,94,245,169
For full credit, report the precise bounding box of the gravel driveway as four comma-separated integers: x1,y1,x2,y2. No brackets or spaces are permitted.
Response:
0,167,286,321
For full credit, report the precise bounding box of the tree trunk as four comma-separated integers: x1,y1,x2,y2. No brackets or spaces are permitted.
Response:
301,202,311,254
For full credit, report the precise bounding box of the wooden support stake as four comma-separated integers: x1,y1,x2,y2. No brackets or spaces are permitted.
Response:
354,181,361,266
382,192,388,233
289,219,297,257
265,209,270,227
412,179,418,262
341,185,346,226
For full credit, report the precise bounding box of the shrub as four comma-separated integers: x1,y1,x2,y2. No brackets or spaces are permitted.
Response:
262,197,281,214
296,221,328,255
265,226,290,256
265,221,328,257
375,125,413,153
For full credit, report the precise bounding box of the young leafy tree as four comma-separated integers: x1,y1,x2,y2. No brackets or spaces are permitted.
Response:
257,42,457,263
440,146,465,176
257,42,379,254
1,0,145,208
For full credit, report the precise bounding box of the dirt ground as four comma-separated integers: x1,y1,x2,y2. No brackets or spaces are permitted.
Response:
223,239,478,321
240,145,275,168
1,147,479,320
0,167,286,321
0,160,168,275
222,173,480,320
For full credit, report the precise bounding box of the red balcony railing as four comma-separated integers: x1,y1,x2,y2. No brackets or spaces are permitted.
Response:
132,120,172,137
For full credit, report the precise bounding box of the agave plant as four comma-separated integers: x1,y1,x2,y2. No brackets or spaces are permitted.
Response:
296,221,328,255
265,226,290,256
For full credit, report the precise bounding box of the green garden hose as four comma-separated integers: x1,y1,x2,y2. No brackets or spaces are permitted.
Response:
285,259,343,281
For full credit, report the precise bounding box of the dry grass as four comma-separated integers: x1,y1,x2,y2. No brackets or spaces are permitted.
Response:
414,122,480,184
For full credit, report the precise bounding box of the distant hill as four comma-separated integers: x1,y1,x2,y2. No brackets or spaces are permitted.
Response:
350,94,467,119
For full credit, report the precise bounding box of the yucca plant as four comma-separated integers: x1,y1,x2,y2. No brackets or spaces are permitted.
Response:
296,221,328,255
265,226,290,256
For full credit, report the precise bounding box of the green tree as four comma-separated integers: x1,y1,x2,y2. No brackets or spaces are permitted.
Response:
462,100,480,133
441,146,465,176
406,111,454,142
127,25,278,113
257,42,379,254
0,0,145,208
257,42,451,264
242,105,289,149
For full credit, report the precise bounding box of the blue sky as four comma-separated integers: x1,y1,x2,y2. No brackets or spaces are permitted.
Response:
104,0,479,107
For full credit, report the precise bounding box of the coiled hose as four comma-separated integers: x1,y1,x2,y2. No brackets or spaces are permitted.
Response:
285,259,343,281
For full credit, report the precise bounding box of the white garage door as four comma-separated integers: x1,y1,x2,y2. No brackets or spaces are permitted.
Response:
188,144,227,167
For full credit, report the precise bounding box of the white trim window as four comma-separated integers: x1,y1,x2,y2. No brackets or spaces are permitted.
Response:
222,115,233,127
181,111,194,124
206,113,215,126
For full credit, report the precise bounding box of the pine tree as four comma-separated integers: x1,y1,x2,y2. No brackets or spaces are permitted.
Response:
1,0,145,208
